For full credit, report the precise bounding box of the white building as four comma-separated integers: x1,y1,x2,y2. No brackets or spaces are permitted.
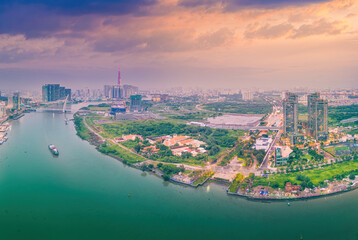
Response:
255,137,273,151
242,91,253,101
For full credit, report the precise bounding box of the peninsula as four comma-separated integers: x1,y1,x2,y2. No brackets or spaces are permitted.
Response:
73,93,358,201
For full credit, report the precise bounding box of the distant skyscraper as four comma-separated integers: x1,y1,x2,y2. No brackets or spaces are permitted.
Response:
103,67,139,100
112,85,121,99
65,89,72,101
12,92,20,110
42,84,71,102
123,84,139,98
130,95,142,112
104,85,112,98
283,92,298,135
118,67,121,85
242,90,253,101
0,101,6,118
308,92,328,141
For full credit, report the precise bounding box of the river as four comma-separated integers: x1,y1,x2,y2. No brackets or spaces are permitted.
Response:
0,111,357,240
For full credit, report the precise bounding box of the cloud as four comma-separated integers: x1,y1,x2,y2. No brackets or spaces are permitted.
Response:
197,28,235,48
0,34,64,63
0,0,157,37
0,0,157,16
93,28,235,53
245,23,293,39
0,5,103,37
244,18,350,39
179,0,330,9
291,18,349,38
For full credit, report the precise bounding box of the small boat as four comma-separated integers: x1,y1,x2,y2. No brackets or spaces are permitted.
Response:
287,202,290,206
48,144,59,156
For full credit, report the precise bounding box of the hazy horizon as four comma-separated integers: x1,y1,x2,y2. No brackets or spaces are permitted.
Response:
0,0,357,90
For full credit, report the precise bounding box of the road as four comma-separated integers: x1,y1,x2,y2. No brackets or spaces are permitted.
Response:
259,129,282,171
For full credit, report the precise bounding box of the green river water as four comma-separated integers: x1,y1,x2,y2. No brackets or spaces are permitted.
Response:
0,111,357,240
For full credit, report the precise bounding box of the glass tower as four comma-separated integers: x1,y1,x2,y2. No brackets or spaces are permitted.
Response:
308,92,328,141
283,92,298,135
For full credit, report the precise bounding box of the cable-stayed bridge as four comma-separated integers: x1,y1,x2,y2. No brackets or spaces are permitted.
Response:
37,96,71,113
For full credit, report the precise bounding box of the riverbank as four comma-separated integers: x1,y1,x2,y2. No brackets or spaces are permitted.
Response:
73,111,358,202
227,182,358,202
73,113,215,188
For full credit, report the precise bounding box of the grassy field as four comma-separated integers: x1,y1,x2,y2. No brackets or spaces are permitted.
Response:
298,114,308,122
347,128,358,135
90,118,246,165
74,116,92,141
99,119,245,148
329,105,358,125
298,104,358,126
336,147,350,151
253,160,358,188
202,100,272,115
193,171,215,186
98,142,146,164
324,147,336,155
88,106,111,111
228,173,245,193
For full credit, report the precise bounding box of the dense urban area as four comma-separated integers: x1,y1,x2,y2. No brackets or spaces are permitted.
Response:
1,74,358,200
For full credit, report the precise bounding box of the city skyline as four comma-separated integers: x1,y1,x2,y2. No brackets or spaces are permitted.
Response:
0,0,357,90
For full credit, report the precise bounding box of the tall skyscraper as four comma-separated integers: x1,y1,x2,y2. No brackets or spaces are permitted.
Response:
12,92,20,110
130,95,142,112
104,85,112,98
118,67,121,85
112,85,121,99
308,92,328,141
103,67,139,100
283,92,298,135
42,85,49,102
42,84,71,102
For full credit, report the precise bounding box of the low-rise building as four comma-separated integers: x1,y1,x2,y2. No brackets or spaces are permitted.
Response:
121,135,143,141
171,146,188,156
163,135,189,147
255,137,272,151
275,146,292,165
143,145,159,153
285,182,301,193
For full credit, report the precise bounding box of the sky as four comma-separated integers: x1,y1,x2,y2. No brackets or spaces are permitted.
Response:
0,0,357,90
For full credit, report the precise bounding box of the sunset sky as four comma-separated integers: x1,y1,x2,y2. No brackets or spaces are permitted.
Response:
0,0,357,90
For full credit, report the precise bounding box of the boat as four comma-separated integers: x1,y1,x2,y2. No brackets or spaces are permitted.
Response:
48,144,59,155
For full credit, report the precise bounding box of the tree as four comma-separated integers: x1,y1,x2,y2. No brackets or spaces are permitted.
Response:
209,145,220,156
181,152,192,159
349,174,355,180
272,182,279,188
307,181,314,189
134,144,141,153
162,175,170,181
